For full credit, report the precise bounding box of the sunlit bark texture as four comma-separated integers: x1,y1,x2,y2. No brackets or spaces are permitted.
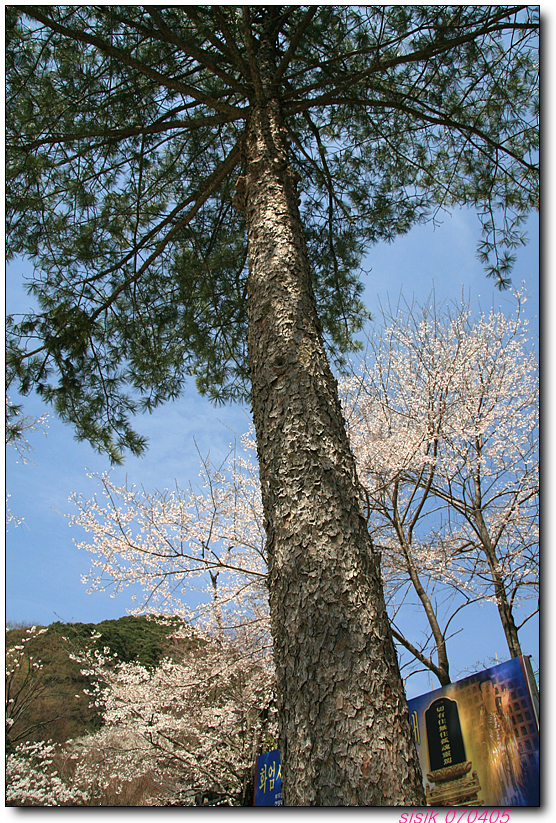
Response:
242,46,424,804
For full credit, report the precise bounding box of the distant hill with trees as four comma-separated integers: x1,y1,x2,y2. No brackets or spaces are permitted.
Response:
6,615,190,751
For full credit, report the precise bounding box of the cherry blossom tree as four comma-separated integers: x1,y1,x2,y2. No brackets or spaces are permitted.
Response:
6,620,276,806
74,621,277,804
6,739,91,807
5,627,98,806
6,625,50,749
5,398,49,529
6,729,170,806
5,397,49,460
69,431,268,638
341,289,538,682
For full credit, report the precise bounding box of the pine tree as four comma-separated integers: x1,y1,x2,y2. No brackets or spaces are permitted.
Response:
6,6,538,806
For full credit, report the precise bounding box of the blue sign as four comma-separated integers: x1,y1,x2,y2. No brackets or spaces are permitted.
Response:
254,749,283,806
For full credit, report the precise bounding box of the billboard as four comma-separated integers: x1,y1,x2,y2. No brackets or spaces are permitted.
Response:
254,748,283,806
407,656,539,807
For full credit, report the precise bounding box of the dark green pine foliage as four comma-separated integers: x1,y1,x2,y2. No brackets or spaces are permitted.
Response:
6,6,538,462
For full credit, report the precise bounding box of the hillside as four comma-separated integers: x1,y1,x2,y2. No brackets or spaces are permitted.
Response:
6,614,191,751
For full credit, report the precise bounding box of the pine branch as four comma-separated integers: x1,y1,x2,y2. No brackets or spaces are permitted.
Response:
8,111,245,154
272,6,318,89
282,7,536,110
89,139,244,323
210,7,251,82
18,6,245,118
145,8,250,97
10,138,244,369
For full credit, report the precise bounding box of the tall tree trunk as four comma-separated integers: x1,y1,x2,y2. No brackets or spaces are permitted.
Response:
241,63,425,803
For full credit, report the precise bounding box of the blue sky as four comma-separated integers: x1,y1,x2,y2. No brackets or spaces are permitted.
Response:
5,205,539,701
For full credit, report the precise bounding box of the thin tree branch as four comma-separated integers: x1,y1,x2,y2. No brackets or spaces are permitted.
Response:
272,6,318,88
390,625,447,685
515,607,538,631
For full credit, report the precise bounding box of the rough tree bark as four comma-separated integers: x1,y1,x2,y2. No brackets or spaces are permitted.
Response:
240,37,425,807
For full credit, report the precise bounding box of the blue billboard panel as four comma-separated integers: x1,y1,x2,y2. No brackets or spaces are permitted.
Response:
254,749,283,806
407,656,539,807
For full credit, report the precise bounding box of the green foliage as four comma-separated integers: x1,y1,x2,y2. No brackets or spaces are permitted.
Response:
47,614,188,668
6,6,538,460
5,400,27,446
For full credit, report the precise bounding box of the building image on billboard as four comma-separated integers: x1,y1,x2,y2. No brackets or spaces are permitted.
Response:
407,656,539,807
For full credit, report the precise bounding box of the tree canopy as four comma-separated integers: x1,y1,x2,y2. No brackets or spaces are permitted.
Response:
6,618,274,805
6,5,539,462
